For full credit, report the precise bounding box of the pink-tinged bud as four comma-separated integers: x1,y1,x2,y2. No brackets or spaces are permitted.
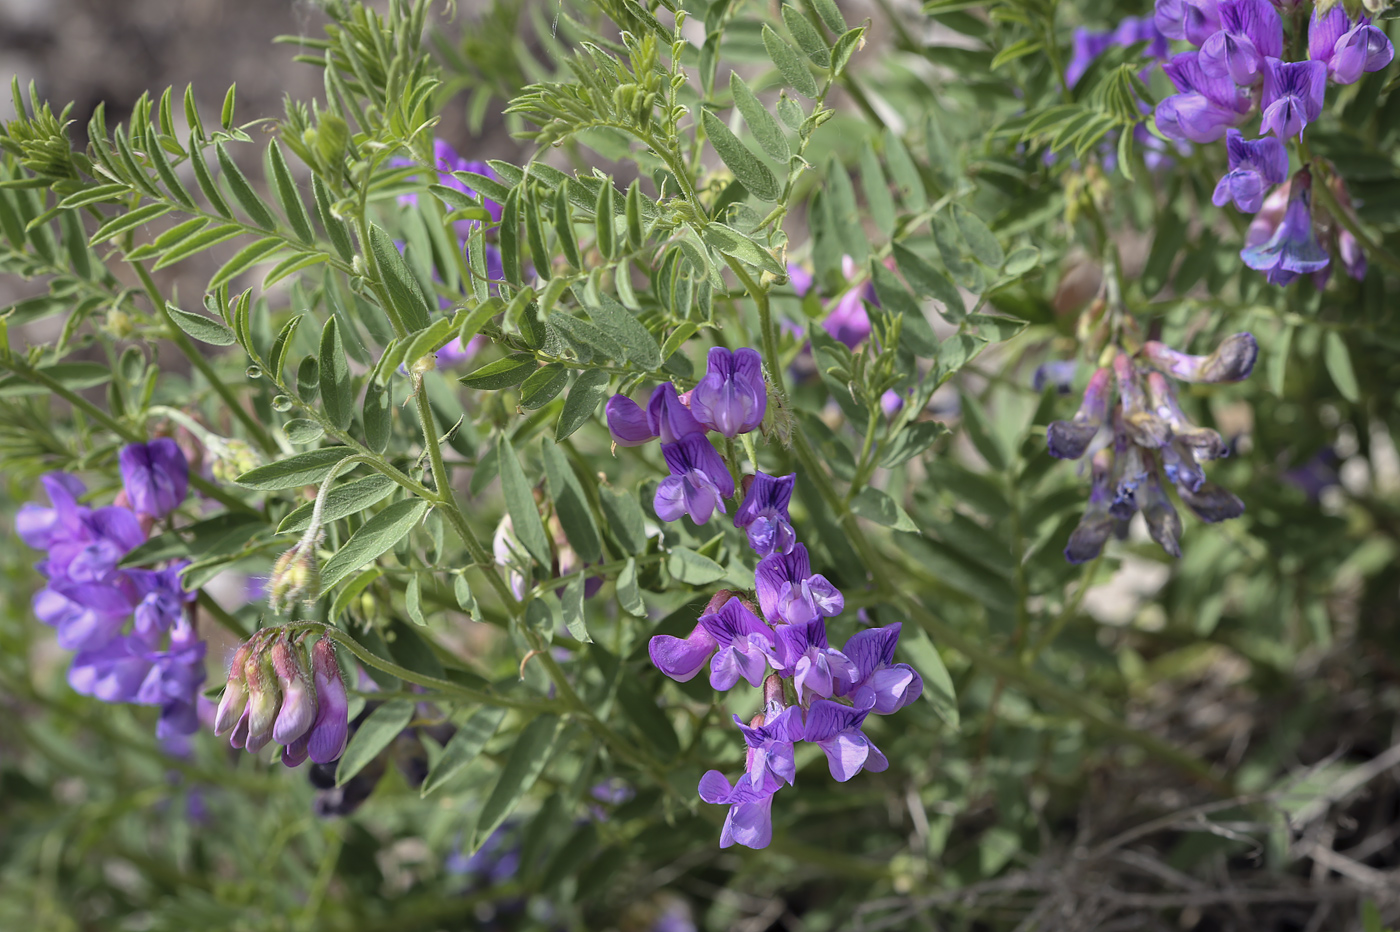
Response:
705,589,736,615
1115,355,1170,449
762,673,786,712
1145,372,1228,460
1141,332,1258,383
1046,366,1112,460
307,636,350,765
271,634,318,747
214,641,253,735
243,647,282,752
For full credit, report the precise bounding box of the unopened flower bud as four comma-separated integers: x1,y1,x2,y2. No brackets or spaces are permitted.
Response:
243,648,282,753
762,673,786,713
213,641,253,735
1141,462,1183,559
269,540,322,614
1116,355,1170,449
1141,333,1259,384
211,438,261,484
271,634,318,747
307,635,350,765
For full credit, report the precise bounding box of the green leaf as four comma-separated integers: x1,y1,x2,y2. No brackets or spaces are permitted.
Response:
320,499,429,590
319,317,353,430
459,353,538,390
562,575,591,643
762,24,819,98
500,187,522,284
830,26,866,75
556,369,609,441
220,83,237,130
283,418,324,445
1003,246,1040,277
499,434,552,566
472,715,565,849
208,237,284,290
369,223,432,332
542,440,601,563
235,447,351,490
959,391,1009,471
702,109,778,203
701,222,785,276
858,141,895,238
730,72,790,162
151,223,244,270
599,486,647,555
807,0,847,32
336,699,415,786
1324,331,1359,403
953,204,1004,269
0,362,113,397
881,420,949,468
851,487,920,532
1269,322,1294,398
166,303,236,346
405,574,426,626
883,128,926,211
593,181,616,260
330,567,381,619
870,262,937,356
267,140,315,244
616,557,646,615
401,318,457,368
519,363,569,409
278,474,397,533
584,293,662,368
91,203,172,245
215,142,276,230
783,4,832,66
667,547,727,585
421,706,507,797
363,379,391,453
617,671,679,758
902,627,959,730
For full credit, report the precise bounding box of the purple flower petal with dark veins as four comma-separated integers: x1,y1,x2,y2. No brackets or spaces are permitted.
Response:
690,347,767,438
655,433,734,526
605,394,657,447
1311,7,1395,85
697,598,777,691
119,438,189,518
754,543,844,627
836,622,923,714
1199,0,1282,86
734,472,797,557
1155,0,1221,45
773,619,857,703
1260,58,1326,139
802,699,889,782
308,636,350,764
646,382,706,444
734,706,804,789
1240,169,1328,285
69,635,154,704
16,473,87,550
1212,130,1289,213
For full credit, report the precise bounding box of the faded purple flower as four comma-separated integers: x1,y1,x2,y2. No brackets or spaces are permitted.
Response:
1065,451,1116,564
1141,462,1183,558
773,619,857,703
802,699,888,782
1310,7,1394,85
690,347,767,438
835,622,923,714
1176,480,1246,522
1240,169,1329,285
1033,360,1078,395
754,544,844,627
1047,366,1112,460
1144,371,1228,459
1155,0,1222,45
734,472,797,558
654,433,734,525
1212,130,1288,213
697,597,778,691
119,438,189,519
1260,58,1326,139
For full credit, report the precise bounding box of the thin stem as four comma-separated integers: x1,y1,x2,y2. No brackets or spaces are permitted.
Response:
196,590,250,638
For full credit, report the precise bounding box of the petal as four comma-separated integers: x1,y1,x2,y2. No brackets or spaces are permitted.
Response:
725,795,775,849
649,624,718,682
698,769,736,805
819,732,870,782
653,476,687,523
605,395,657,446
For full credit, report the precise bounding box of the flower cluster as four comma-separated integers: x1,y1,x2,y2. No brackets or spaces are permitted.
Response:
610,348,924,849
1048,333,1257,562
1152,0,1392,285
18,440,205,739
213,628,349,768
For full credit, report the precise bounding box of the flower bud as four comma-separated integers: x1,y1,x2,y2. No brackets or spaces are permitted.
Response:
269,540,322,614
1116,356,1170,449
271,634,318,747
762,673,786,714
243,647,282,753
1144,372,1228,460
307,635,350,765
1141,462,1183,559
213,640,253,735
1065,449,1115,565
211,438,261,484
1046,366,1112,460
1141,333,1258,384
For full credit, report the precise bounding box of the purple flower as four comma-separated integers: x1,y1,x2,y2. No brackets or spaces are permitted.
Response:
138,618,207,739
1144,371,1228,459
1177,480,1246,522
1117,354,1171,450
1339,228,1366,281
1310,7,1394,85
1155,0,1221,46
690,347,767,438
835,623,923,714
605,394,657,446
1157,52,1250,143
1067,17,1170,88
698,768,780,849
697,597,778,691
270,634,316,747
734,705,804,789
1212,130,1289,213
646,382,706,444
128,563,194,640
119,439,189,519
734,472,797,557
33,582,133,652
1143,332,1260,383
648,621,720,683
1108,423,1149,520
754,543,844,627
16,473,87,550
434,334,486,368
1199,0,1282,87
1046,366,1112,460
1241,170,1329,285
773,619,857,703
308,635,350,764
823,256,875,348
801,699,888,782
392,140,503,237
1032,360,1078,394
1260,58,1326,139
1140,462,1183,558
69,635,155,704
654,433,734,525
787,264,814,297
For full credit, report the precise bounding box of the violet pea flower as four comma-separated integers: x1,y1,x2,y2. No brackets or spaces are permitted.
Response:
1145,332,1261,384
49,506,146,586
697,598,778,691
138,618,207,739
697,769,780,849
1240,170,1329,285
1309,7,1394,85
835,622,924,715
68,634,155,705
1259,58,1326,139
270,635,317,747
1065,449,1116,564
734,471,797,558
605,394,657,447
1157,52,1249,143
802,699,889,782
773,619,858,703
654,433,735,526
308,635,350,764
754,543,844,627
1199,0,1282,87
15,473,87,551
786,263,814,297
647,382,706,443
690,347,767,438
128,563,194,639
734,706,804,789
1212,130,1289,214
33,581,133,652
1155,0,1221,45
119,438,189,519
649,621,720,683
1046,366,1112,460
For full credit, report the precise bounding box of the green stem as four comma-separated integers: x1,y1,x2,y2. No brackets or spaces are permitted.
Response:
196,590,250,639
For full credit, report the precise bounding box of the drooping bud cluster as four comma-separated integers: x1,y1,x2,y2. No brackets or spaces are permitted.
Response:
1048,333,1256,563
613,347,924,850
1150,0,1391,285
18,441,205,741
214,629,349,767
